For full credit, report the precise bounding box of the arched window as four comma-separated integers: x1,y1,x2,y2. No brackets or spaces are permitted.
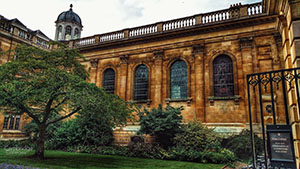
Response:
102,68,115,94
170,60,187,99
74,28,80,39
65,26,72,40
58,26,62,40
213,54,234,97
134,64,149,100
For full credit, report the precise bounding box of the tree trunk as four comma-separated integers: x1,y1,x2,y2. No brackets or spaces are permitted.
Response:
35,124,46,160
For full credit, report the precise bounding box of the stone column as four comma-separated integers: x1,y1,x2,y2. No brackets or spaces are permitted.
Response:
119,55,129,100
89,59,99,84
193,44,205,122
152,50,164,107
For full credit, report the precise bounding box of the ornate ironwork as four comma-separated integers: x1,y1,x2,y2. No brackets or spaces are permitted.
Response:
103,68,115,94
134,64,149,100
213,55,234,97
247,67,300,169
170,60,187,99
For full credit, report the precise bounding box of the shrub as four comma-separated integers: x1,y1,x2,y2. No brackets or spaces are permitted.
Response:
138,104,183,148
174,120,221,152
222,129,264,160
46,111,114,150
0,139,34,149
166,146,236,163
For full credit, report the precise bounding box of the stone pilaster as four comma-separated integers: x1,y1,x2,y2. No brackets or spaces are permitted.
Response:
193,44,205,122
89,59,99,84
152,50,164,107
239,37,258,123
119,55,129,100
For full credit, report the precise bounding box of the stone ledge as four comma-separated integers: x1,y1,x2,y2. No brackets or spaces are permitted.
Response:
165,97,192,106
131,99,152,107
208,95,241,105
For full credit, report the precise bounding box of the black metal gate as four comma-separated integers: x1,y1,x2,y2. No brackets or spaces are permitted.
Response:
247,67,299,169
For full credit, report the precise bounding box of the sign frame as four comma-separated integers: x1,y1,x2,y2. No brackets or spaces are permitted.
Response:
267,125,297,169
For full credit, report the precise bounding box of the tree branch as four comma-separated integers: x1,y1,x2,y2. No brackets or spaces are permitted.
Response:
2,89,41,125
46,106,81,126
50,96,68,111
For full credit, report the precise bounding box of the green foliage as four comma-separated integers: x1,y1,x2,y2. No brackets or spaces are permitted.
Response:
0,140,34,149
0,44,134,158
222,129,264,160
174,121,221,152
47,115,114,150
138,104,183,148
166,146,235,163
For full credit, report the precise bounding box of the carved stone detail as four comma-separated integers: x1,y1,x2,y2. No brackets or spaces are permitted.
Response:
120,55,129,64
90,59,99,68
192,44,205,55
239,37,253,50
153,49,164,59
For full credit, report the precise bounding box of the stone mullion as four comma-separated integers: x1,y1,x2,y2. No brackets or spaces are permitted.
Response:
193,45,205,122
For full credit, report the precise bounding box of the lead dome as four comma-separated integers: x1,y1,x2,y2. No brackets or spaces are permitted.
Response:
54,4,83,41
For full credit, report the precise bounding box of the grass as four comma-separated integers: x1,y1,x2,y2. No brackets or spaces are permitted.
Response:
0,149,224,169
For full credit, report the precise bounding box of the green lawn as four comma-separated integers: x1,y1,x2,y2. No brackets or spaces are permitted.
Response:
0,149,224,169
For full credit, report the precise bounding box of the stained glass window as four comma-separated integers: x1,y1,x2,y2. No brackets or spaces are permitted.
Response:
103,68,115,94
213,55,234,97
134,64,149,100
170,60,187,99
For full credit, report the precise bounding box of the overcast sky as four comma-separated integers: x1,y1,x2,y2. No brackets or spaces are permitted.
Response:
0,0,261,40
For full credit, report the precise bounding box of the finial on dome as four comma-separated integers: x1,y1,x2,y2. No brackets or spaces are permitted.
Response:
70,4,73,10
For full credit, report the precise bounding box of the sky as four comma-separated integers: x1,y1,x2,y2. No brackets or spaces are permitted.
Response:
0,0,261,40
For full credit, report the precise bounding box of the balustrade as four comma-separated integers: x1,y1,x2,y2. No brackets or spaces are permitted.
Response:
72,2,263,48
129,24,157,37
248,3,263,15
163,17,195,31
74,37,96,47
100,31,124,42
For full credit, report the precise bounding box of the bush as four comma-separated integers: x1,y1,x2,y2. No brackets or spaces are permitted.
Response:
0,139,34,149
166,146,236,163
138,104,183,148
174,120,221,152
222,129,264,160
47,116,114,150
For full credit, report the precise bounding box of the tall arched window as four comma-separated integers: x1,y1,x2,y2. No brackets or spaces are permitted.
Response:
170,60,187,99
74,28,80,39
213,54,234,97
58,26,62,40
134,64,148,100
102,68,115,94
65,26,72,40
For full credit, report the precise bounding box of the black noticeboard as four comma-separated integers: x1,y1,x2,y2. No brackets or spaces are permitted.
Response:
267,125,297,169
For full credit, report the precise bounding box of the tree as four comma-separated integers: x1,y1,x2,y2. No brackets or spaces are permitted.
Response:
138,104,183,148
0,44,133,159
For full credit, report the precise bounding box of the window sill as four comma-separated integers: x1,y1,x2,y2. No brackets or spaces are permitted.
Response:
208,95,241,105
2,129,22,133
131,99,152,106
165,97,192,106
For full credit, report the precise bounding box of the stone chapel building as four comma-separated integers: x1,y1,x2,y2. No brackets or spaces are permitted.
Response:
0,0,299,166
